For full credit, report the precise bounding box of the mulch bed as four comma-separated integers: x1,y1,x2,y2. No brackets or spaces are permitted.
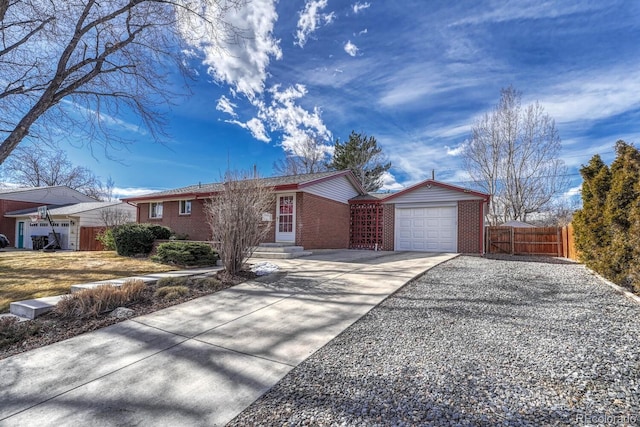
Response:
0,269,256,361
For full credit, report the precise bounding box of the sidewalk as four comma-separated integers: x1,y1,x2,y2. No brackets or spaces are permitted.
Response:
0,250,456,426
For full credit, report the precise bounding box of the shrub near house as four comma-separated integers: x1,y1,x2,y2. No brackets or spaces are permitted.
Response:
152,241,218,267
113,223,172,257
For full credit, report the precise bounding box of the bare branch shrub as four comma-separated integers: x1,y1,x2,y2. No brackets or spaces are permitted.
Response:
205,170,274,275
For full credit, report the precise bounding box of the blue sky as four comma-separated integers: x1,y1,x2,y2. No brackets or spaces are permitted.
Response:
55,1,640,199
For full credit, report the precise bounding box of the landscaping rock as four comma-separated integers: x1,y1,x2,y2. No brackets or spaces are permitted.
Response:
109,307,135,319
229,256,640,426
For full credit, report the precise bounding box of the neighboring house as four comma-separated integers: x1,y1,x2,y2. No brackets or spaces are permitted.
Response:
124,171,490,254
5,201,136,250
0,186,96,247
501,220,535,228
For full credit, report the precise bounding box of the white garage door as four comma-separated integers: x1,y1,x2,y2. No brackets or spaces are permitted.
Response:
395,206,457,252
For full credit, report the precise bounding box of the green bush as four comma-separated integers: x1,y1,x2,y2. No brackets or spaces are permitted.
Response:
152,241,218,266
96,228,116,251
144,224,172,240
113,224,155,257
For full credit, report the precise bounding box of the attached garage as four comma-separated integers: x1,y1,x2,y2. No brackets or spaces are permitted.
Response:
348,179,489,254
395,205,457,252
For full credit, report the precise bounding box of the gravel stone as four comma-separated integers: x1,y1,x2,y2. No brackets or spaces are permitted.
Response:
228,255,640,426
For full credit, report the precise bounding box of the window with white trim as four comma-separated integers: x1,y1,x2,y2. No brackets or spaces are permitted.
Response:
150,202,163,219
179,200,192,215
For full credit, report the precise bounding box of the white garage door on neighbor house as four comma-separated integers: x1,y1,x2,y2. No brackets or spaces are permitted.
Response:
395,206,457,252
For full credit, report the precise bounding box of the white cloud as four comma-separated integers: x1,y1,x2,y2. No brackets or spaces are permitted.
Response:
260,84,332,152
177,0,282,99
380,171,404,191
451,1,606,26
216,95,238,117
324,11,337,25
564,185,581,198
352,2,371,14
356,28,368,36
295,0,334,48
113,187,161,200
344,40,359,56
227,117,271,142
445,143,466,156
539,68,640,125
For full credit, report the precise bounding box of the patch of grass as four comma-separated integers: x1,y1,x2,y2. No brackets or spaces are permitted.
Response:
0,251,176,313
156,276,222,291
154,285,190,300
156,276,189,288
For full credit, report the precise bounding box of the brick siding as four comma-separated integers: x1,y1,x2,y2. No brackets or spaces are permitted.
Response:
381,203,395,251
296,192,350,249
457,200,483,254
0,200,41,245
138,199,211,241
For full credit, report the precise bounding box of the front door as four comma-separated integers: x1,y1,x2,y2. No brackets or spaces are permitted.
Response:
276,194,295,243
17,221,24,248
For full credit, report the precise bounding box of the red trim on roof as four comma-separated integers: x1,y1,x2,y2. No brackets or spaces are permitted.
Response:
382,179,490,202
123,191,218,203
123,170,367,203
273,184,298,191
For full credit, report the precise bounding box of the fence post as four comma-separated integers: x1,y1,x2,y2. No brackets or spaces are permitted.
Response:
510,227,515,255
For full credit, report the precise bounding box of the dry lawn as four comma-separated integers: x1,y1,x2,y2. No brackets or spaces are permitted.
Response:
0,251,176,313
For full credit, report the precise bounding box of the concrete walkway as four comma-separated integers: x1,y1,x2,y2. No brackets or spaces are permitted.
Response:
0,250,456,426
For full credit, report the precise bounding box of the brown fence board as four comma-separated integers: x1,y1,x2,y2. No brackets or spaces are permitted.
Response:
486,224,578,259
79,226,106,251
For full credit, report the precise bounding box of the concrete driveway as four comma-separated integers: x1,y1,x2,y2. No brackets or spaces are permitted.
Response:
0,250,455,426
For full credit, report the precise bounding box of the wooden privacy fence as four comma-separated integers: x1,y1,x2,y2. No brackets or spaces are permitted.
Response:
485,224,577,259
79,226,106,251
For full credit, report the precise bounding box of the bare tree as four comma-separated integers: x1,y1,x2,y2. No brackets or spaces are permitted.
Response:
463,87,569,225
100,207,133,228
4,145,103,198
273,135,330,175
205,170,274,275
0,0,242,164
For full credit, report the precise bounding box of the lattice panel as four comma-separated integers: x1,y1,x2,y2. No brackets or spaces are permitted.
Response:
349,203,383,250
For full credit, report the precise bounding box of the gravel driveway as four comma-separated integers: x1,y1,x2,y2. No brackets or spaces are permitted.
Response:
229,255,640,426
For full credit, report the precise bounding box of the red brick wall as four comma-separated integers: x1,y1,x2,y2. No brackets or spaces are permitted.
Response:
0,200,41,245
381,203,395,251
457,200,483,254
296,192,350,249
261,197,277,244
138,200,211,241
137,193,351,249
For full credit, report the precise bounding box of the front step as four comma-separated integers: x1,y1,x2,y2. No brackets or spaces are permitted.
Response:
253,244,306,253
250,250,313,259
251,243,312,259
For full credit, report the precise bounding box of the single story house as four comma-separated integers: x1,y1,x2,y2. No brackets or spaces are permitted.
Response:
5,201,136,250
0,185,96,247
123,171,490,254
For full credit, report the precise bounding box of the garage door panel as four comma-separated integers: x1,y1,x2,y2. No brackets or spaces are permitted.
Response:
395,206,457,252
